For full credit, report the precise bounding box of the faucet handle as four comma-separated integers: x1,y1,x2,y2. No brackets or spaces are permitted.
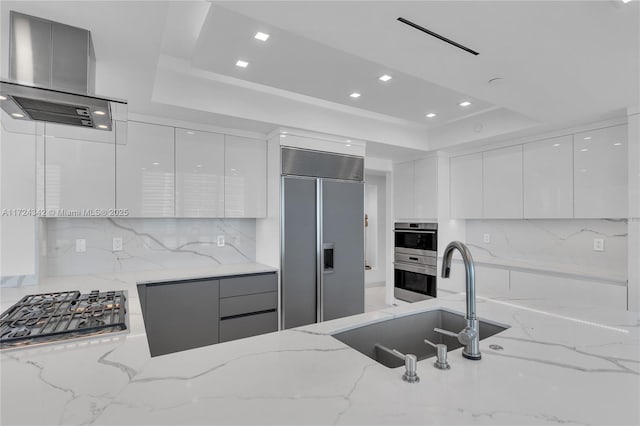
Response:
434,327,459,338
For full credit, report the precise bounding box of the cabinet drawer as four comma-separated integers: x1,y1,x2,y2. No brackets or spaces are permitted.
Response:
219,311,278,343
219,273,277,298
220,291,277,318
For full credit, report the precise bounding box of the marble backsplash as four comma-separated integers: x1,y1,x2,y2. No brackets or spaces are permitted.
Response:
465,219,628,280
42,218,256,276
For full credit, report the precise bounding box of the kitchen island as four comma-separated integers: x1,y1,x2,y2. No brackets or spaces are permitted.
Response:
1,266,638,425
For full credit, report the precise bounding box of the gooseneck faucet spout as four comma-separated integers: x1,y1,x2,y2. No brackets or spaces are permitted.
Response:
440,241,481,360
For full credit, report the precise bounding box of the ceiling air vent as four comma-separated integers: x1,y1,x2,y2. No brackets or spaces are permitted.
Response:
397,17,479,56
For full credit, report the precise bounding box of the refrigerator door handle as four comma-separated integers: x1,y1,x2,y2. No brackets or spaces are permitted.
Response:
317,178,323,323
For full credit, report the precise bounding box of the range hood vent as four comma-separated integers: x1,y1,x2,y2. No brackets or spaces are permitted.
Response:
0,11,126,130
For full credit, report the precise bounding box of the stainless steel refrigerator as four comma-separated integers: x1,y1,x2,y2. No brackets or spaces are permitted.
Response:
281,147,365,329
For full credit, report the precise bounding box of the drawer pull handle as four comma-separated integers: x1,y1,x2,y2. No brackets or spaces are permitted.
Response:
220,308,277,321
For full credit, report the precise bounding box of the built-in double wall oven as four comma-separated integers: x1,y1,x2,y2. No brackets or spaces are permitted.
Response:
393,222,437,302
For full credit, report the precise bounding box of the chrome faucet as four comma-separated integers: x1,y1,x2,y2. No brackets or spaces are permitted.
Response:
438,241,481,360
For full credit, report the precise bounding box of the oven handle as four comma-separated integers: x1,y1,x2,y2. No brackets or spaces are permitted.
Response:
393,230,436,234
394,262,437,276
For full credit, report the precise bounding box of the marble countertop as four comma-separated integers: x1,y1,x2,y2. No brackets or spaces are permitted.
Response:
1,267,639,425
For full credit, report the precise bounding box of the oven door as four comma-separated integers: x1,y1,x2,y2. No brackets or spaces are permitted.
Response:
394,262,437,302
394,230,437,256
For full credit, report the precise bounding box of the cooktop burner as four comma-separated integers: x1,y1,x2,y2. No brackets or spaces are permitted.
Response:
0,290,128,349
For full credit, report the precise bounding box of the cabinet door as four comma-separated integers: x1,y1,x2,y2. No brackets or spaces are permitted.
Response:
144,279,219,357
1,114,36,276
175,129,224,217
523,135,573,218
450,153,483,218
574,125,628,218
393,161,414,219
414,157,438,220
45,125,115,213
483,145,523,219
117,122,174,217
224,135,266,218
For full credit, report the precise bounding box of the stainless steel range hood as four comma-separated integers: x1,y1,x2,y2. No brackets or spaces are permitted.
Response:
0,11,126,131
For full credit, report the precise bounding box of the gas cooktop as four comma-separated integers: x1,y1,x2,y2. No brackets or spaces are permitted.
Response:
0,290,128,350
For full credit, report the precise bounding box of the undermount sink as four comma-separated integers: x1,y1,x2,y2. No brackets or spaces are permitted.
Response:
332,308,509,368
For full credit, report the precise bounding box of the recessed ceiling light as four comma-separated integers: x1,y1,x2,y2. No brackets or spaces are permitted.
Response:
583,136,592,140
459,101,472,107
281,131,288,134
93,110,106,116
97,124,108,129
152,162,160,165
614,142,622,146
281,134,287,138
349,92,361,98
187,131,195,135
196,164,203,168
0,95,7,101
426,113,437,118
254,32,270,41
235,60,249,68
622,0,632,3
580,148,589,152
553,143,560,147
379,74,392,82
346,144,352,147
11,113,24,118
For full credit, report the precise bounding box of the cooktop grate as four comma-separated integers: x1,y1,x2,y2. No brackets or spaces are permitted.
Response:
0,290,127,349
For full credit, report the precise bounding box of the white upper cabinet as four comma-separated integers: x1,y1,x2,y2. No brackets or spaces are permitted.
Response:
175,129,225,217
483,145,523,219
117,122,175,217
393,161,414,219
44,123,115,213
574,125,628,218
393,158,438,220
413,157,438,220
450,153,483,219
224,135,267,218
523,135,573,218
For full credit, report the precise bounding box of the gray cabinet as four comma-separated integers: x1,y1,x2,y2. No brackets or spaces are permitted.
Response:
139,272,278,357
142,279,219,357
219,273,278,343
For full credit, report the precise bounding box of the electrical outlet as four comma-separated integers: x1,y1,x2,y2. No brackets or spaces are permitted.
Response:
593,238,605,252
217,235,225,247
75,239,86,253
113,237,123,252
483,233,491,244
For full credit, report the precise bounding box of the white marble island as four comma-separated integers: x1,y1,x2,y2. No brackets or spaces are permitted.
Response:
1,268,639,426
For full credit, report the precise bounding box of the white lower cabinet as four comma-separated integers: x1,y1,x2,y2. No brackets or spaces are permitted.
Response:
573,124,628,218
224,135,267,218
175,129,225,217
450,153,483,219
483,145,523,219
117,122,175,217
523,135,573,218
